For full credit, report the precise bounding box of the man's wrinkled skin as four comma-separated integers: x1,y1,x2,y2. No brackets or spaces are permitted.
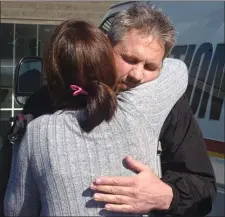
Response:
90,30,174,213
113,30,164,90
90,156,173,213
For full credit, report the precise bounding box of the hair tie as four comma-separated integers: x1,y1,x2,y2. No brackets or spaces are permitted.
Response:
70,85,88,96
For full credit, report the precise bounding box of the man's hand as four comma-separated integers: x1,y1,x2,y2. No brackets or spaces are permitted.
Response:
90,156,173,214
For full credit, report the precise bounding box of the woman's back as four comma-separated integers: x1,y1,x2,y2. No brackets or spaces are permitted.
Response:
4,58,188,216
30,109,154,216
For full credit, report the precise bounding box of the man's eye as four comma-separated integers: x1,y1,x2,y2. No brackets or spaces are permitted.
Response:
145,65,158,71
146,67,157,71
122,56,137,64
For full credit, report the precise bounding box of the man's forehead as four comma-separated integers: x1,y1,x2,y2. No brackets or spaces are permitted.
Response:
115,37,164,67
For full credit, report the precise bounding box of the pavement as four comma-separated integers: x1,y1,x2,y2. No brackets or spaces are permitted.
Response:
208,186,225,216
207,157,225,216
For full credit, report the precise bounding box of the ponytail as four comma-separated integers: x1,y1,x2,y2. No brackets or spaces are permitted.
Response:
82,81,117,131
44,20,119,131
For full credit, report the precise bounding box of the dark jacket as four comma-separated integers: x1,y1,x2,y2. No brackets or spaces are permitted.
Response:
0,86,216,217
157,94,216,216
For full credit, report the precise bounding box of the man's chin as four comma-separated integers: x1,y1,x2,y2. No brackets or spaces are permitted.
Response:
116,83,128,92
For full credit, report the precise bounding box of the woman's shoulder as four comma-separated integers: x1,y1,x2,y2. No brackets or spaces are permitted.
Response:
25,114,52,138
27,110,81,133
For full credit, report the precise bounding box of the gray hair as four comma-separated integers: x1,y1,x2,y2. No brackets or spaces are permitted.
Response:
108,2,176,56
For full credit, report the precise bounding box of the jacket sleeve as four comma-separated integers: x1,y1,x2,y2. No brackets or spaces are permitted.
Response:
158,94,217,216
22,85,54,118
4,130,40,216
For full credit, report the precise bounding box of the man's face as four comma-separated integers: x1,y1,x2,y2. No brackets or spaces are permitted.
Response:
113,30,165,90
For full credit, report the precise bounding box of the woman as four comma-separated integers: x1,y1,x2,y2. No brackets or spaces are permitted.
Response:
4,20,188,216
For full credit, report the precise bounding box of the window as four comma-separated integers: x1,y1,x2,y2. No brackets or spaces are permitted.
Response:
0,24,14,60
0,111,11,148
15,24,38,62
38,25,56,58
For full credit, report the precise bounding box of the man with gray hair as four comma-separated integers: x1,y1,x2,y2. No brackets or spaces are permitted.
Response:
0,2,216,217
90,2,216,216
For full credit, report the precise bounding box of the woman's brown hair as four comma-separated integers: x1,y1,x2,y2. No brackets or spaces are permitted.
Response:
44,20,118,131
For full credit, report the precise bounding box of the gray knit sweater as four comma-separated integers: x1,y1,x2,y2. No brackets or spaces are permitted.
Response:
4,58,188,217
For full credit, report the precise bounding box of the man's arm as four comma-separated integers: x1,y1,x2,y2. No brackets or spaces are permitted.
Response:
159,94,217,216
22,85,54,118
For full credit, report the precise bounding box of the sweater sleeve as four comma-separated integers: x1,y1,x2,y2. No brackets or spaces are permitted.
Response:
119,58,188,122
4,129,40,216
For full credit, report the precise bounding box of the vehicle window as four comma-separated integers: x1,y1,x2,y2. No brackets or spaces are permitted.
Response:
100,16,115,33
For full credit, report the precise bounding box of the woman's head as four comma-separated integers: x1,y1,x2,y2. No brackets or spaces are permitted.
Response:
44,20,118,131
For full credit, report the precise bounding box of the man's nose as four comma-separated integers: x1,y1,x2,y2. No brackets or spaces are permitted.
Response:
127,70,143,84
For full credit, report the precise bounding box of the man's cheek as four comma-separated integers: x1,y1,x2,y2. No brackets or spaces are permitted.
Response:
120,63,133,79
117,64,129,78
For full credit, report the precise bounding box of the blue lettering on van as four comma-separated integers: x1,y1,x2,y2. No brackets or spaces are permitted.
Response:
169,43,225,121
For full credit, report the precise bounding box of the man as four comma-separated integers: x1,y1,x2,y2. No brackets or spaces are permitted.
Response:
0,2,216,217
90,3,216,216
